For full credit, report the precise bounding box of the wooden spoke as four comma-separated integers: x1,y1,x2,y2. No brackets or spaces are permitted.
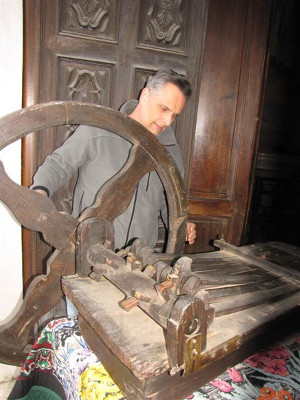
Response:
80,145,156,222
0,161,77,249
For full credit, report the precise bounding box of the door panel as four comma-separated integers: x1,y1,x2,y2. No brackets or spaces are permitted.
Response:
185,0,272,253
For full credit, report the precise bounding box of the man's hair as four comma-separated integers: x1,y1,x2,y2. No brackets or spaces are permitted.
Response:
146,69,192,99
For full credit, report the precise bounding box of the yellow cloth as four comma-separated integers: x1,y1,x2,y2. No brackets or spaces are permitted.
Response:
79,363,124,400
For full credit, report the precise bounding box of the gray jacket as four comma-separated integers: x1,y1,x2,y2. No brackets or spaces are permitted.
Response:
31,100,184,250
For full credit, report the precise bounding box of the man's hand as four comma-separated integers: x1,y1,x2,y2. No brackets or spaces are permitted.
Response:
186,222,196,245
34,189,48,196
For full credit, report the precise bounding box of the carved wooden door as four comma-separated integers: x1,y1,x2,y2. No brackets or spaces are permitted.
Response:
22,0,207,285
23,0,272,292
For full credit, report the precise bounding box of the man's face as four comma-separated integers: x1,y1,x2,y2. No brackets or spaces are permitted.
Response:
138,82,187,135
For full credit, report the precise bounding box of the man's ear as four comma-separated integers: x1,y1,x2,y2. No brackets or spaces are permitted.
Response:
140,87,150,103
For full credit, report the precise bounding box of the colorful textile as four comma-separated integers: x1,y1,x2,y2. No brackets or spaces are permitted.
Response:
79,364,124,400
9,317,300,399
9,318,96,400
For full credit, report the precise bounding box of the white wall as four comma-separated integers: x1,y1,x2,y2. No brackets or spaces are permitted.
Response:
0,0,23,381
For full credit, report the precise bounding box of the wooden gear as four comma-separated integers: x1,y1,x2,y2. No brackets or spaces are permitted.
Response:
1,102,300,399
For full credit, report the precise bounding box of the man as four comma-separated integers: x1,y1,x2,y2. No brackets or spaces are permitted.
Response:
32,69,196,250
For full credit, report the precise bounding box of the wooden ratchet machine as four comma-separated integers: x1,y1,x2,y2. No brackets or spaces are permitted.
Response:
1,102,300,399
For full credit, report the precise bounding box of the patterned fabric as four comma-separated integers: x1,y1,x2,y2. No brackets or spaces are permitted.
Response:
9,317,300,400
9,318,96,400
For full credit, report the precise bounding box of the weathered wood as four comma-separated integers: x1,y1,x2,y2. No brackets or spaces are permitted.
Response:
63,276,169,378
166,293,209,372
79,309,300,400
1,97,300,399
63,251,300,399
0,237,75,362
205,276,285,299
0,101,187,254
212,282,300,316
86,242,213,368
79,145,156,223
239,241,300,267
0,161,77,249
214,239,300,282
64,241,300,366
76,218,114,276
0,102,187,365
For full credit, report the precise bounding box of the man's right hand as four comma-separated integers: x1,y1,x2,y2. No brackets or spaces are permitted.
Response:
34,189,48,196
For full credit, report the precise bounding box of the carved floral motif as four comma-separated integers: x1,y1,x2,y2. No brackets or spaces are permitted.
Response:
70,0,109,30
145,0,183,46
66,68,104,104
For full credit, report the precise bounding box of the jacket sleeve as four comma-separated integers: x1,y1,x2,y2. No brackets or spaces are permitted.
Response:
30,125,90,197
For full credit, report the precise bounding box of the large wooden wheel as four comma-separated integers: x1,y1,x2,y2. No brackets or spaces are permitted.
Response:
0,101,187,365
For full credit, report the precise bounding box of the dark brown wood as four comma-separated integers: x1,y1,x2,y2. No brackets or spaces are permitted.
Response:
230,0,273,244
0,161,77,249
22,0,274,280
76,218,115,275
78,307,300,400
166,294,209,371
86,244,211,344
22,0,207,284
61,240,300,399
2,95,300,400
0,238,75,365
185,0,272,253
0,101,187,364
214,239,300,283
0,101,187,254
79,145,157,222
22,0,43,290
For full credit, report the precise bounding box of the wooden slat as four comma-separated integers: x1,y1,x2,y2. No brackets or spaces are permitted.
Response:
206,276,284,300
212,282,300,316
191,270,271,286
192,259,255,273
241,242,300,271
214,239,300,283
